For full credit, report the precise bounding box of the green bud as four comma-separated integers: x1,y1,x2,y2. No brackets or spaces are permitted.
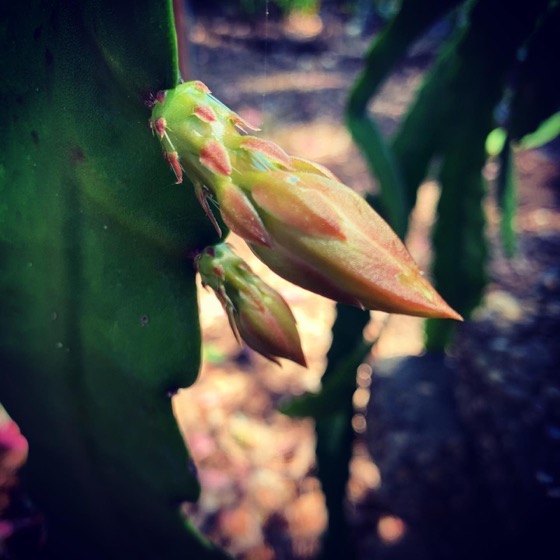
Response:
196,244,306,367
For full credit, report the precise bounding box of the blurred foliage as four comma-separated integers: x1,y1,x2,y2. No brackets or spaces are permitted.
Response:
0,0,227,558
3,0,558,558
187,0,305,17
348,0,558,348
285,0,560,558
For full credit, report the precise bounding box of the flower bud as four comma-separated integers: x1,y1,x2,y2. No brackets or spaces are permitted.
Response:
152,81,461,321
196,244,306,367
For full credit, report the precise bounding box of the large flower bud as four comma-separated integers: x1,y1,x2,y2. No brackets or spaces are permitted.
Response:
151,81,461,321
236,170,462,320
196,243,306,367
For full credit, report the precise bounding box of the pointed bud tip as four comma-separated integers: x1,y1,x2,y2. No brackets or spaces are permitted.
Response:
230,113,260,132
218,184,272,247
292,350,308,368
405,280,464,321
442,307,463,322
240,137,292,169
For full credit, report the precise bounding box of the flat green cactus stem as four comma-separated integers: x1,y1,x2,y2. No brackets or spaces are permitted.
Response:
0,1,226,558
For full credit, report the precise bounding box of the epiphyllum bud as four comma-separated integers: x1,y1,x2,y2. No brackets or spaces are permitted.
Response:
196,244,306,367
151,81,461,321
237,170,463,320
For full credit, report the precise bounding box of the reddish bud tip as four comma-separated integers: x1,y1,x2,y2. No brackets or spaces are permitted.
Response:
155,90,166,105
212,264,225,280
193,81,212,94
240,137,293,169
230,112,260,132
290,156,340,182
195,184,222,237
217,184,272,247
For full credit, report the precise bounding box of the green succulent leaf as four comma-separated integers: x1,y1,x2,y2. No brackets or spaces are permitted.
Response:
509,1,560,143
496,139,517,258
346,0,464,238
520,111,560,150
0,1,224,558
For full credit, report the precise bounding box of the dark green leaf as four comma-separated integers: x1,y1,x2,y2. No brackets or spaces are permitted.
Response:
282,305,370,559
346,0,463,237
424,0,549,350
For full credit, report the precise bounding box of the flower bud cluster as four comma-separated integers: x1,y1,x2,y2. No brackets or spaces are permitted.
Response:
150,81,461,365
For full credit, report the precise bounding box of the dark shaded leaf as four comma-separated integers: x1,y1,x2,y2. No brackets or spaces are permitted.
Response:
424,0,549,349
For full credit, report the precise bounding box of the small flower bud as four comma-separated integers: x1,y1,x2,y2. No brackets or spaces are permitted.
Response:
196,244,306,367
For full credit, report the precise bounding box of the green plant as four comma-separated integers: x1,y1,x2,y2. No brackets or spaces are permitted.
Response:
0,1,226,558
147,79,460,360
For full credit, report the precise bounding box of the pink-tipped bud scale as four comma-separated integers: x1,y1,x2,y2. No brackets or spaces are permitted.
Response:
194,105,217,123
154,117,166,139
200,140,232,176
